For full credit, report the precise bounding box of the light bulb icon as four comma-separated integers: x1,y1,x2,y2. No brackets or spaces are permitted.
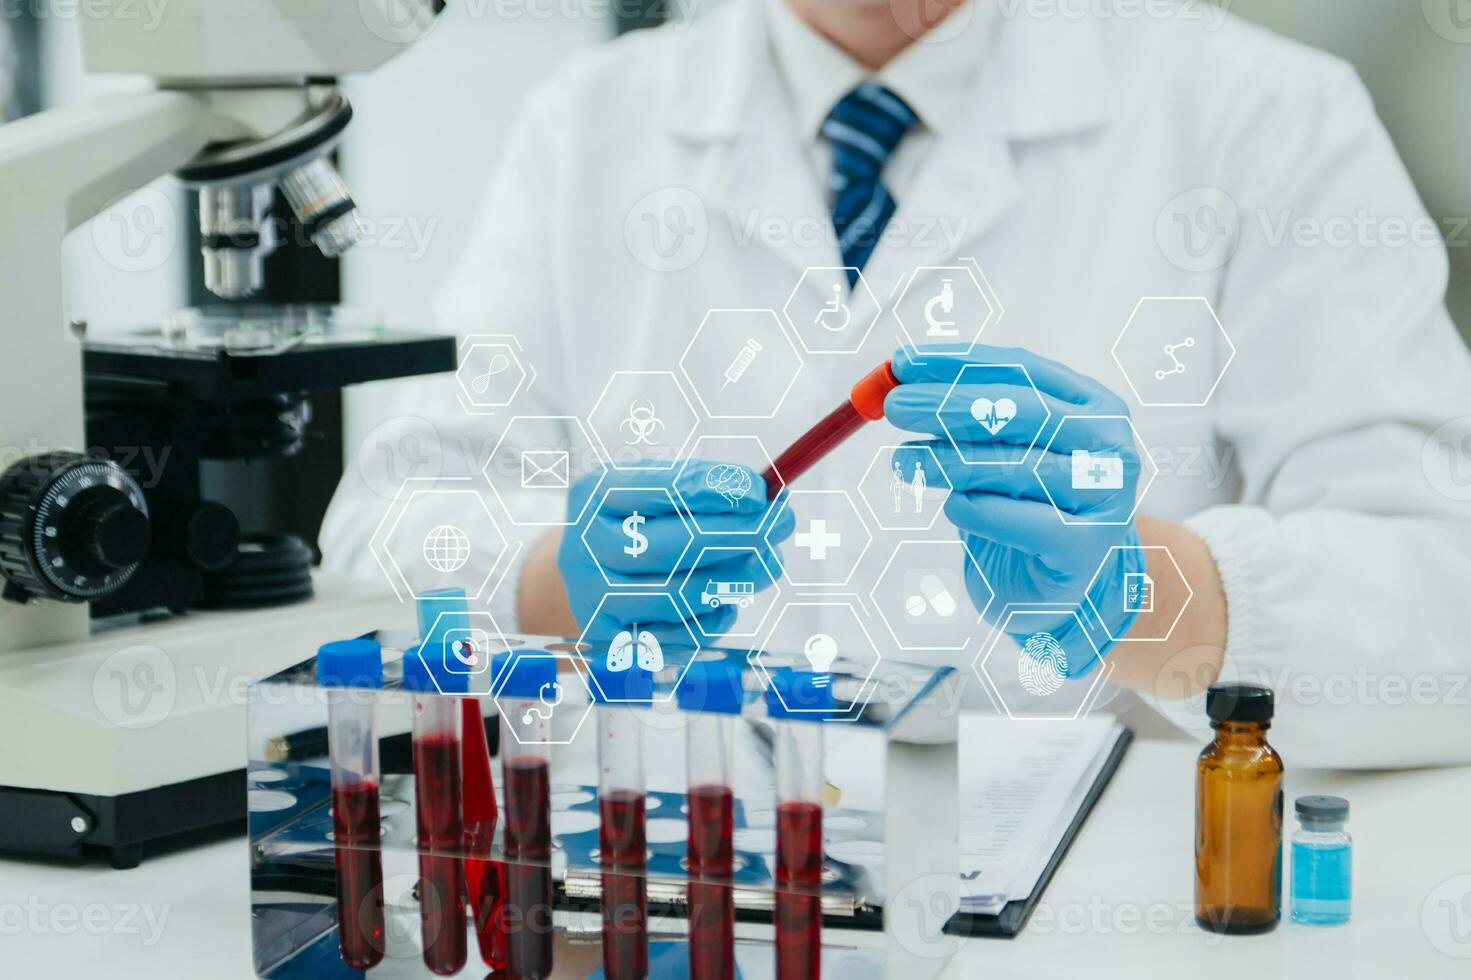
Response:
802,633,839,688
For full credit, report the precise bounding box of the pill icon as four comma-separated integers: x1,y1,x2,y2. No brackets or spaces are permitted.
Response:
905,572,957,619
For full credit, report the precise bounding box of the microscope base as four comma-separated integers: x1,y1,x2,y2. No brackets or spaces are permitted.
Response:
0,573,404,868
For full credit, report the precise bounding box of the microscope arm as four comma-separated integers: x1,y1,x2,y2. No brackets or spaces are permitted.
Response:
0,88,216,650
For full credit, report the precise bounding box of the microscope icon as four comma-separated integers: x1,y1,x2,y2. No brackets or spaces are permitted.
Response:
813,282,852,333
924,278,958,339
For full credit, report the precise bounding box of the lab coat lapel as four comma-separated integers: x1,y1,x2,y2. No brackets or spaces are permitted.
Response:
665,1,841,281
863,9,1117,299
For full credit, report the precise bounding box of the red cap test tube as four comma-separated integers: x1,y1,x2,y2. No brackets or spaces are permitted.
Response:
760,360,899,492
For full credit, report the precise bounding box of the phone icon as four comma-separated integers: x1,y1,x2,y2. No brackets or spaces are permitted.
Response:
443,628,491,674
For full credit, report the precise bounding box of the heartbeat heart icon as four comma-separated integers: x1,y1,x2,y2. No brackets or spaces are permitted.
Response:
970,397,1018,436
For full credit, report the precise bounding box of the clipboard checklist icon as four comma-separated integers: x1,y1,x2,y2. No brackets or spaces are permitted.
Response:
1123,571,1154,613
521,450,570,489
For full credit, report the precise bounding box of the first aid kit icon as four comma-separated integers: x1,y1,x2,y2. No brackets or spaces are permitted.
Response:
1071,450,1124,490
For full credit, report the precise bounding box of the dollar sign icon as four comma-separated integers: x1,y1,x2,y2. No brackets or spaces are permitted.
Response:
622,511,648,558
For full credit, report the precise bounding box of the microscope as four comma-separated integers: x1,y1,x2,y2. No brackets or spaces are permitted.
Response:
0,0,453,867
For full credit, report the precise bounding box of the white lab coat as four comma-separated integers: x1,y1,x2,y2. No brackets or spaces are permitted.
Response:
321,0,1471,768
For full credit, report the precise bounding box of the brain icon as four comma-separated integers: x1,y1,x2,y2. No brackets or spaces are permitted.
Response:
705,465,753,506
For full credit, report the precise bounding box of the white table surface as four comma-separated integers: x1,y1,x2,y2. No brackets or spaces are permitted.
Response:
4,737,1469,978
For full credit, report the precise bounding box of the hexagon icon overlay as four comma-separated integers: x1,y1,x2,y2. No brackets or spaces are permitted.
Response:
870,539,990,651
1112,297,1235,407
1034,415,1157,527
455,335,533,415
490,649,594,746
768,489,873,588
936,363,1050,467
587,370,699,470
680,309,803,420
483,415,604,528
892,260,1002,354
973,606,1112,722
751,599,882,720
580,486,694,589
1085,545,1193,643
421,608,514,692
677,545,782,641
371,480,510,602
782,266,881,355
675,434,784,536
857,444,952,532
575,592,701,704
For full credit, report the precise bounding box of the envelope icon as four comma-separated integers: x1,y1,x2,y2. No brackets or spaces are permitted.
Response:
521,450,570,489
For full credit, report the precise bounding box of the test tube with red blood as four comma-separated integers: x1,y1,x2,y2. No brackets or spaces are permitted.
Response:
499,655,558,980
415,588,508,971
589,658,653,980
402,648,468,977
760,360,899,492
679,660,745,980
317,638,387,971
766,671,832,980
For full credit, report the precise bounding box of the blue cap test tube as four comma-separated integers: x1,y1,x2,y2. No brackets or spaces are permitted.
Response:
589,659,653,980
678,660,745,980
497,653,559,980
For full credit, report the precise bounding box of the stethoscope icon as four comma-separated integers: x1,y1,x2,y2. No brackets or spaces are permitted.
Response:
522,681,563,724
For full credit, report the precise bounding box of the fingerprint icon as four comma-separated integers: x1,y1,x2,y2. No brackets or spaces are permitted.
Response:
1018,632,1068,697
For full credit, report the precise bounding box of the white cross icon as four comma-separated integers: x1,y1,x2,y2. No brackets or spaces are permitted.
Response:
794,519,842,561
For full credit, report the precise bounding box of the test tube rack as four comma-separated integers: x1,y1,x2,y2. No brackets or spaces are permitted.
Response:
246,632,962,978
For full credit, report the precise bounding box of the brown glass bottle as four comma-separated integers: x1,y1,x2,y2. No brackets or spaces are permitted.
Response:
1195,684,1284,934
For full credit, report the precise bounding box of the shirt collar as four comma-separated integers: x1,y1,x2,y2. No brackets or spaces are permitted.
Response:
764,0,994,140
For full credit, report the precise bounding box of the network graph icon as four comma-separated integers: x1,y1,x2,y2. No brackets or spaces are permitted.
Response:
1155,337,1196,380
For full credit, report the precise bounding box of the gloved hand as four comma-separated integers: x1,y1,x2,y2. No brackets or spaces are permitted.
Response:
885,346,1146,674
557,459,793,647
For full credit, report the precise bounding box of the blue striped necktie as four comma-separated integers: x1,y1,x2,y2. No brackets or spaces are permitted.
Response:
822,81,919,283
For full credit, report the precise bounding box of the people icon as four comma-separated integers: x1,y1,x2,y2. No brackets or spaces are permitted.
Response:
891,459,927,514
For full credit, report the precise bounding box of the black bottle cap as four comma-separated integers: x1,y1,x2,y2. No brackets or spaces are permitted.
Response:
1295,795,1348,823
1206,684,1274,723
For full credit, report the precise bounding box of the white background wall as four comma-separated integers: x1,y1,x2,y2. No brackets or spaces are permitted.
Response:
336,3,611,449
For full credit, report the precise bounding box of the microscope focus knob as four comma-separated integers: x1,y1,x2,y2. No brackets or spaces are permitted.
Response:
0,452,151,603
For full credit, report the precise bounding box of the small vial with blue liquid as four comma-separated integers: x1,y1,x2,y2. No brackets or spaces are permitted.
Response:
1290,795,1351,925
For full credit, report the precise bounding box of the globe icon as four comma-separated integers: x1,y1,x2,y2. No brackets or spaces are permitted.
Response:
422,524,471,574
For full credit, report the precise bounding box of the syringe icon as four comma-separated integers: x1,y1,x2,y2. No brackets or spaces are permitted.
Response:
723,338,763,387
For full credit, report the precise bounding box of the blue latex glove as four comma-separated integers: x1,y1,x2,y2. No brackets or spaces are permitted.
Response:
885,346,1146,674
558,459,793,647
